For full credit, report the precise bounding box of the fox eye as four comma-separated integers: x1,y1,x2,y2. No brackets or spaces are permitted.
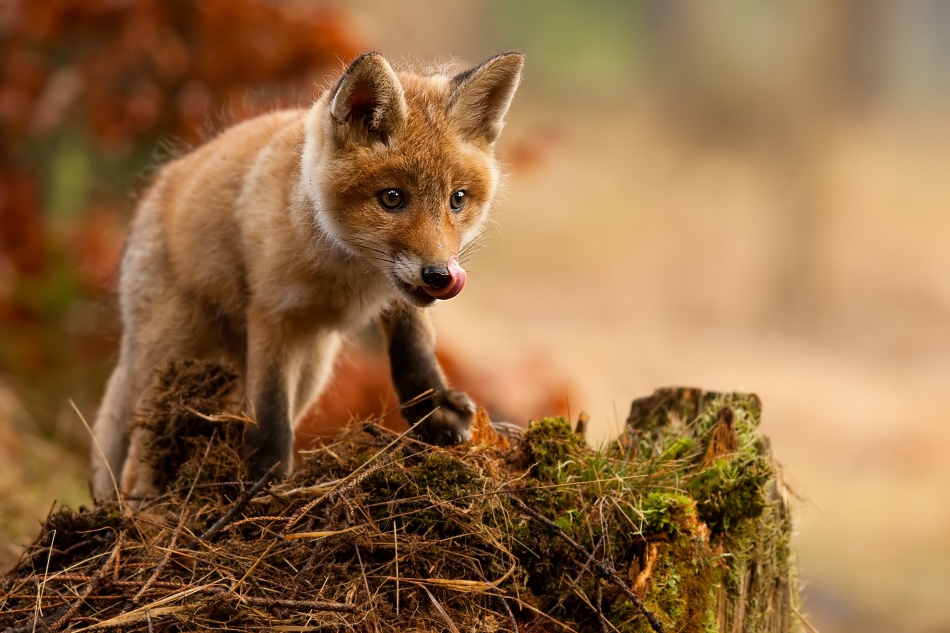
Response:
377,188,404,211
450,190,466,212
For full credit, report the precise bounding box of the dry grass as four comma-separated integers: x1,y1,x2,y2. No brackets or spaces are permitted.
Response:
0,362,798,632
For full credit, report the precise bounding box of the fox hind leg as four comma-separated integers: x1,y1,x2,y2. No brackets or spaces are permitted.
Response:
115,291,218,502
116,341,171,503
90,352,132,500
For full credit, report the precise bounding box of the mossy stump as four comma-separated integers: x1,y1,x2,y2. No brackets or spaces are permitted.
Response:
0,363,799,632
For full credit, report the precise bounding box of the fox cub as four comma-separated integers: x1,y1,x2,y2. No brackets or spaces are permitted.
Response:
90,52,524,500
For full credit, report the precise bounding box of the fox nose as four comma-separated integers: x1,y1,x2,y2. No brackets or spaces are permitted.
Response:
421,264,452,289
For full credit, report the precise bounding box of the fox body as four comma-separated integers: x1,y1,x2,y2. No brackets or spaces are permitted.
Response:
90,52,524,500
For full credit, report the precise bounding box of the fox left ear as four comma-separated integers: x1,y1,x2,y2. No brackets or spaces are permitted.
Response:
330,52,407,145
449,52,524,145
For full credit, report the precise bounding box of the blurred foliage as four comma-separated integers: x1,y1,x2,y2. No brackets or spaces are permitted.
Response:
493,0,646,99
0,0,361,437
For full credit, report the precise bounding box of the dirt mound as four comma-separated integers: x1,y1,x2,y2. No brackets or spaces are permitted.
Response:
0,363,799,632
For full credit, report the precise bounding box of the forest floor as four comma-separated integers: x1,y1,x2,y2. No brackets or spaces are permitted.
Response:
1,105,948,633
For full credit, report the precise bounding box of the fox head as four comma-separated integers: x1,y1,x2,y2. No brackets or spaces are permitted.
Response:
302,52,524,307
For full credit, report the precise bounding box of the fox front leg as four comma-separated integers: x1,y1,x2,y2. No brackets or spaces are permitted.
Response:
382,304,475,445
244,307,296,480
245,370,295,480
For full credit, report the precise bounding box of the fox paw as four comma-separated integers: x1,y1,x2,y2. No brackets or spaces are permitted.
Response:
416,389,476,446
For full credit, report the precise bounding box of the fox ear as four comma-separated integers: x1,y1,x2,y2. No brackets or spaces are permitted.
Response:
330,52,407,144
449,52,524,145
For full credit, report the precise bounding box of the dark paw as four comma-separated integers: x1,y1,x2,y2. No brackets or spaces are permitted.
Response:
415,389,476,446
245,426,293,481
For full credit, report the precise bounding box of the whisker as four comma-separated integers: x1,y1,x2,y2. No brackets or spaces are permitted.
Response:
358,256,398,266
459,226,494,254
458,231,492,263
337,237,397,264
346,239,389,253
346,240,392,258
461,237,489,250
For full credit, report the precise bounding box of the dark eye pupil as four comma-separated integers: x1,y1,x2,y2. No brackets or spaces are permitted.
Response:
450,190,466,210
378,189,402,210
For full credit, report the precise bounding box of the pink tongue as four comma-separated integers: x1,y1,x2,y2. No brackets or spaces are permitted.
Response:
423,257,466,300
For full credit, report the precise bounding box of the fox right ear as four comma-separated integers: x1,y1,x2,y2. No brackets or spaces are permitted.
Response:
330,53,407,145
449,52,524,145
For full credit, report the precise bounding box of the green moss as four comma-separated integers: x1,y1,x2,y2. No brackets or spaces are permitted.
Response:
680,397,773,536
641,491,699,535
714,484,797,632
522,416,587,482
414,453,480,494
660,436,697,461
688,455,771,534
499,397,795,632
620,539,715,633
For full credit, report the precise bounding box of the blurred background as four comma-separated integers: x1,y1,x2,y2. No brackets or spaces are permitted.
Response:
1,1,949,631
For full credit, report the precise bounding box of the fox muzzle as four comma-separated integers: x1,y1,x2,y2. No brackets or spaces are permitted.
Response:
421,256,466,300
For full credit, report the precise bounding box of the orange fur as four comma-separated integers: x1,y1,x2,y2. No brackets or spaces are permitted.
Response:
91,52,523,500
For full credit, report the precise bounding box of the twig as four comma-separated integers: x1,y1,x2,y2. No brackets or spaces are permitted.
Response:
506,597,580,633
131,508,189,603
595,580,610,633
238,596,359,613
360,422,384,438
791,604,822,633
134,436,214,603
354,544,373,608
505,491,666,633
200,460,282,541
52,532,124,629
419,584,461,633
475,569,518,633
35,576,186,590
71,584,224,631
181,406,251,425
229,540,276,594
555,535,605,612
33,528,56,632
112,536,121,581
393,521,399,616
499,596,519,633
70,400,123,508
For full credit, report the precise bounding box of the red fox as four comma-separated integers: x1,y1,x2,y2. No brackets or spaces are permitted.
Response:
90,52,524,501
